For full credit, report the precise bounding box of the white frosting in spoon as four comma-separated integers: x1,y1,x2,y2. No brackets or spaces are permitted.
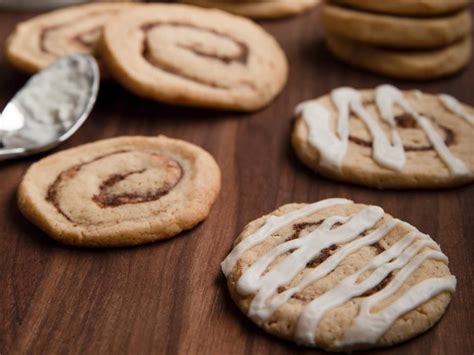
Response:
223,199,456,347
296,85,471,176
1,55,95,149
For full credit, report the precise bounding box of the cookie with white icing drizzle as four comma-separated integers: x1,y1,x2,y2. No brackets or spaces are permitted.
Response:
292,85,474,188
222,199,456,351
18,136,221,247
177,0,319,19
99,4,288,111
5,3,135,74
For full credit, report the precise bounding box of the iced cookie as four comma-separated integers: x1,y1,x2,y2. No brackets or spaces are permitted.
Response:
18,136,221,247
5,3,134,74
99,4,288,111
292,85,474,188
178,0,318,19
322,3,472,49
331,0,471,17
222,198,456,351
326,34,472,80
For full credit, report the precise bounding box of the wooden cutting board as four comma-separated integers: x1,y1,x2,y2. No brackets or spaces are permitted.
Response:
0,5,472,354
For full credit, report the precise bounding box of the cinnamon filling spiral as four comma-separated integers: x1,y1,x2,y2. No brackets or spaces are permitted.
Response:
289,221,388,268
47,150,183,223
38,10,118,57
349,112,454,152
40,25,101,55
275,219,393,301
140,22,254,90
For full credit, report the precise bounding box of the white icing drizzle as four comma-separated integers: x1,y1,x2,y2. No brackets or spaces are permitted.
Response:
248,219,398,322
337,87,405,171
416,115,469,176
223,200,456,347
239,206,383,303
438,94,474,125
376,85,469,177
337,251,455,348
413,90,423,99
295,100,347,171
296,84,471,176
221,198,352,276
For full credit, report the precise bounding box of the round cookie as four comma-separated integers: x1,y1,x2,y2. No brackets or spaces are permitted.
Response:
5,3,134,74
99,4,288,111
177,0,318,19
331,0,471,17
222,198,456,351
292,85,474,188
18,135,221,247
326,34,472,80
322,3,472,49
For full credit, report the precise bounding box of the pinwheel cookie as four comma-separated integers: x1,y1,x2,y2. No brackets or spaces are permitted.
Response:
322,3,472,49
326,34,472,80
178,0,318,19
99,4,288,111
292,85,474,188
18,136,221,247
331,0,471,17
222,198,456,351
5,3,134,74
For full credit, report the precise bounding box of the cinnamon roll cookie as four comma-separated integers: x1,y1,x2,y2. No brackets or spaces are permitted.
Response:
178,0,318,19
292,85,474,188
18,136,221,247
326,34,472,80
322,3,472,49
222,198,456,351
331,0,471,17
99,4,288,111
5,3,134,74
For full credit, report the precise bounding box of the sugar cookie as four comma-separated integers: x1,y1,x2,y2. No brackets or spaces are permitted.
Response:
18,135,221,247
5,3,133,74
99,4,288,111
223,198,456,350
292,85,474,188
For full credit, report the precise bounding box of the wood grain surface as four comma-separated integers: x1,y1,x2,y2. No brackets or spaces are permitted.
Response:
0,5,473,355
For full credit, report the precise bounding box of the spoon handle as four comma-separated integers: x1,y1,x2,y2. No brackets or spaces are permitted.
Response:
0,147,27,161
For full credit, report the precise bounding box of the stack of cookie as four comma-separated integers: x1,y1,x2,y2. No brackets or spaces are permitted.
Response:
321,0,473,80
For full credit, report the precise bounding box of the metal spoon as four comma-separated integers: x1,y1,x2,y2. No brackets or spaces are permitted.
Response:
0,54,99,161
0,0,87,11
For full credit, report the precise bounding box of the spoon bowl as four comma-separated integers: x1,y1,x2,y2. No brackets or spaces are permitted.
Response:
0,54,99,161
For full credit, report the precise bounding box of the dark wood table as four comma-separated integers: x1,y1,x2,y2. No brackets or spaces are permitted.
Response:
0,5,473,355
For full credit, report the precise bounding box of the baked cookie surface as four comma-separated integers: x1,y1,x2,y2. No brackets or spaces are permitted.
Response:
222,198,456,351
292,85,474,188
5,3,133,74
18,136,221,247
177,0,318,19
99,4,288,111
331,0,471,16
326,35,472,80
322,3,472,49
